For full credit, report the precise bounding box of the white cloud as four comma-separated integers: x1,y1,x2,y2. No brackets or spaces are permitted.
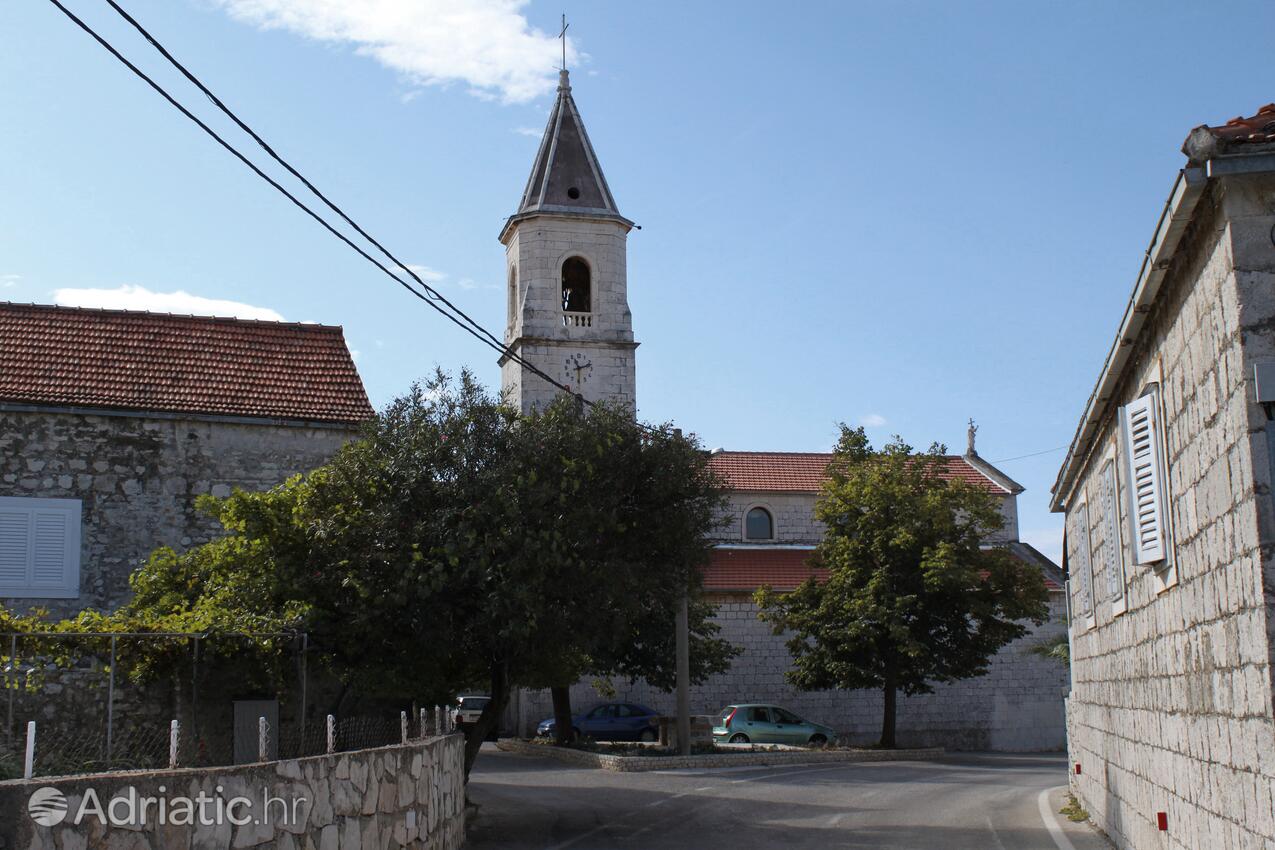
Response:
350,349,362,363
513,126,543,137
51,285,285,321
859,413,888,428
1,274,20,289
213,0,578,104
401,263,446,283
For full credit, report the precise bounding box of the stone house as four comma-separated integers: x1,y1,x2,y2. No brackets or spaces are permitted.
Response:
0,302,372,617
501,68,1069,749
1051,103,1275,849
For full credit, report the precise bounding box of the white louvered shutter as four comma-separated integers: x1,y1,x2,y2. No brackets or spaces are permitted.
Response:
1072,503,1094,620
0,510,28,588
1122,394,1167,565
0,497,81,598
1099,461,1125,603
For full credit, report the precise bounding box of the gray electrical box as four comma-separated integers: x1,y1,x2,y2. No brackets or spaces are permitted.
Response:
1256,363,1275,403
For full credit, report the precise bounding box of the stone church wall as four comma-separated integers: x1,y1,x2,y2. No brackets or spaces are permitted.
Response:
513,594,1069,751
1063,176,1275,850
0,408,357,617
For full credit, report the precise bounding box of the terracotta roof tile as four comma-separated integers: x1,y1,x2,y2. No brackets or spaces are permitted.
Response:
0,302,373,424
706,451,1010,494
701,546,1062,592
1184,103,1275,160
702,548,825,592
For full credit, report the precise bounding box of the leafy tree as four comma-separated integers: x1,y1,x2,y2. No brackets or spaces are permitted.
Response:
26,370,734,778
756,426,1049,748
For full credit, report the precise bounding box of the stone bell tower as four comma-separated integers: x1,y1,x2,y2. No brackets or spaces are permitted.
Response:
498,69,638,414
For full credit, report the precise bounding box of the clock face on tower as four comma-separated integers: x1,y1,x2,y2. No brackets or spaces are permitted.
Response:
563,353,594,387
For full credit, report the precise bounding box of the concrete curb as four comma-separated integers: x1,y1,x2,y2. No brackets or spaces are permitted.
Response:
495,739,944,772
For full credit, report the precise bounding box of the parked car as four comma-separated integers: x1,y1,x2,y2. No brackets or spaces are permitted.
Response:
536,702,660,742
713,704,837,746
453,694,497,741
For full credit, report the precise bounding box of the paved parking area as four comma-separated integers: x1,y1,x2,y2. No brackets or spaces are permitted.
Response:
467,745,1114,850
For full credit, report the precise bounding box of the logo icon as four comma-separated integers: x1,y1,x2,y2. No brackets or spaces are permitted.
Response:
28,787,68,827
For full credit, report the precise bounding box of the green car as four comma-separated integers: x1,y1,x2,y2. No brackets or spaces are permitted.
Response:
714,704,837,746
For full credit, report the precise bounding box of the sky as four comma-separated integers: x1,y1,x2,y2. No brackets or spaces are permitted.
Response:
4,0,1275,564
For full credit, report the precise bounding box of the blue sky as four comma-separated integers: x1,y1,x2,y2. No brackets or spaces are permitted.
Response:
4,0,1275,562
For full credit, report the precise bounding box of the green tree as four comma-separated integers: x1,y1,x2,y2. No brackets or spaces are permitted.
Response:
48,370,734,778
755,426,1049,748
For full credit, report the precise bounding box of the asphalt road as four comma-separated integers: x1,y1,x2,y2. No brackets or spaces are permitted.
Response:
466,745,1114,850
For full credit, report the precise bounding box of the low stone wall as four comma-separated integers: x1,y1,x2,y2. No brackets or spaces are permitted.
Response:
496,738,942,772
0,733,465,850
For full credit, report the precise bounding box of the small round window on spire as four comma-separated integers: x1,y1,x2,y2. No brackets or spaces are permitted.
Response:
567,187,580,200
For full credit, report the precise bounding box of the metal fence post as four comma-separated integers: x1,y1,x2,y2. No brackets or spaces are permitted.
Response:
299,633,309,750
258,716,268,763
400,711,408,745
106,635,117,763
420,708,428,738
6,634,15,746
23,720,35,779
169,719,180,769
326,714,335,755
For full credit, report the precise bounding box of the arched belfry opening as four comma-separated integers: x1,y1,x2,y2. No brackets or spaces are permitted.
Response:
562,256,591,314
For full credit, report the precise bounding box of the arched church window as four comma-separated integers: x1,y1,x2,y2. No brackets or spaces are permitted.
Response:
745,507,774,541
561,256,591,314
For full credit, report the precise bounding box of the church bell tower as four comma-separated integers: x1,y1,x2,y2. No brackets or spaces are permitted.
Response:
498,69,637,414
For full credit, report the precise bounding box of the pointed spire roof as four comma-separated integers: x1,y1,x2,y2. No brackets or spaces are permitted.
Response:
512,70,628,224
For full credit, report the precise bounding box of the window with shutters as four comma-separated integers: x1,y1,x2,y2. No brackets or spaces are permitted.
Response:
1120,391,1170,568
0,496,81,599
1071,502,1096,630
1098,459,1128,615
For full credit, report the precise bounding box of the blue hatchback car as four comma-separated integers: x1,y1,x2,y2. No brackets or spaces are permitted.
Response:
536,702,660,742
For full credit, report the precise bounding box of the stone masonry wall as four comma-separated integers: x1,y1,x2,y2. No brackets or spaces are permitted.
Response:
1064,175,1275,850
713,490,1020,546
514,594,1069,751
0,733,465,850
501,214,636,415
0,409,356,616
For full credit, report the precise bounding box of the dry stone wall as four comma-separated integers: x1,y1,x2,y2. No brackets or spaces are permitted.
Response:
0,733,465,850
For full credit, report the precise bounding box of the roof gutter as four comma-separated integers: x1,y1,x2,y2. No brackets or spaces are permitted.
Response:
1049,166,1207,512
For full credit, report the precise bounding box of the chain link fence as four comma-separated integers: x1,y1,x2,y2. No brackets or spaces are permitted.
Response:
0,632,455,780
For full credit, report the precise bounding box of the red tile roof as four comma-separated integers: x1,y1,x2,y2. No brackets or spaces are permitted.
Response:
1183,103,1275,161
702,548,826,592
701,546,1062,592
0,302,373,424
706,451,1011,494
1200,103,1275,146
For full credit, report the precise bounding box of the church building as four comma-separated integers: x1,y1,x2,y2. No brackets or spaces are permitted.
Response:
500,71,1070,749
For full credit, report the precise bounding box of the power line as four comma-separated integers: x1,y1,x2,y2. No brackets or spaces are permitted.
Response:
990,444,1069,464
45,0,578,403
101,0,510,359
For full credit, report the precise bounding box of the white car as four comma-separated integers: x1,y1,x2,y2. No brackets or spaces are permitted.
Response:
453,695,496,739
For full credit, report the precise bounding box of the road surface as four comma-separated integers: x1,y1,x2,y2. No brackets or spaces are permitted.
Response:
467,745,1113,850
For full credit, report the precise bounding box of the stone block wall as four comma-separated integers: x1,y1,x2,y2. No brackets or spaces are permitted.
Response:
712,490,1018,546
512,595,1069,751
0,733,465,850
0,409,356,616
1063,174,1275,849
716,492,823,544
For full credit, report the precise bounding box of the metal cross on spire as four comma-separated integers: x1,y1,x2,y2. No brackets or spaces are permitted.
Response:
559,13,569,72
